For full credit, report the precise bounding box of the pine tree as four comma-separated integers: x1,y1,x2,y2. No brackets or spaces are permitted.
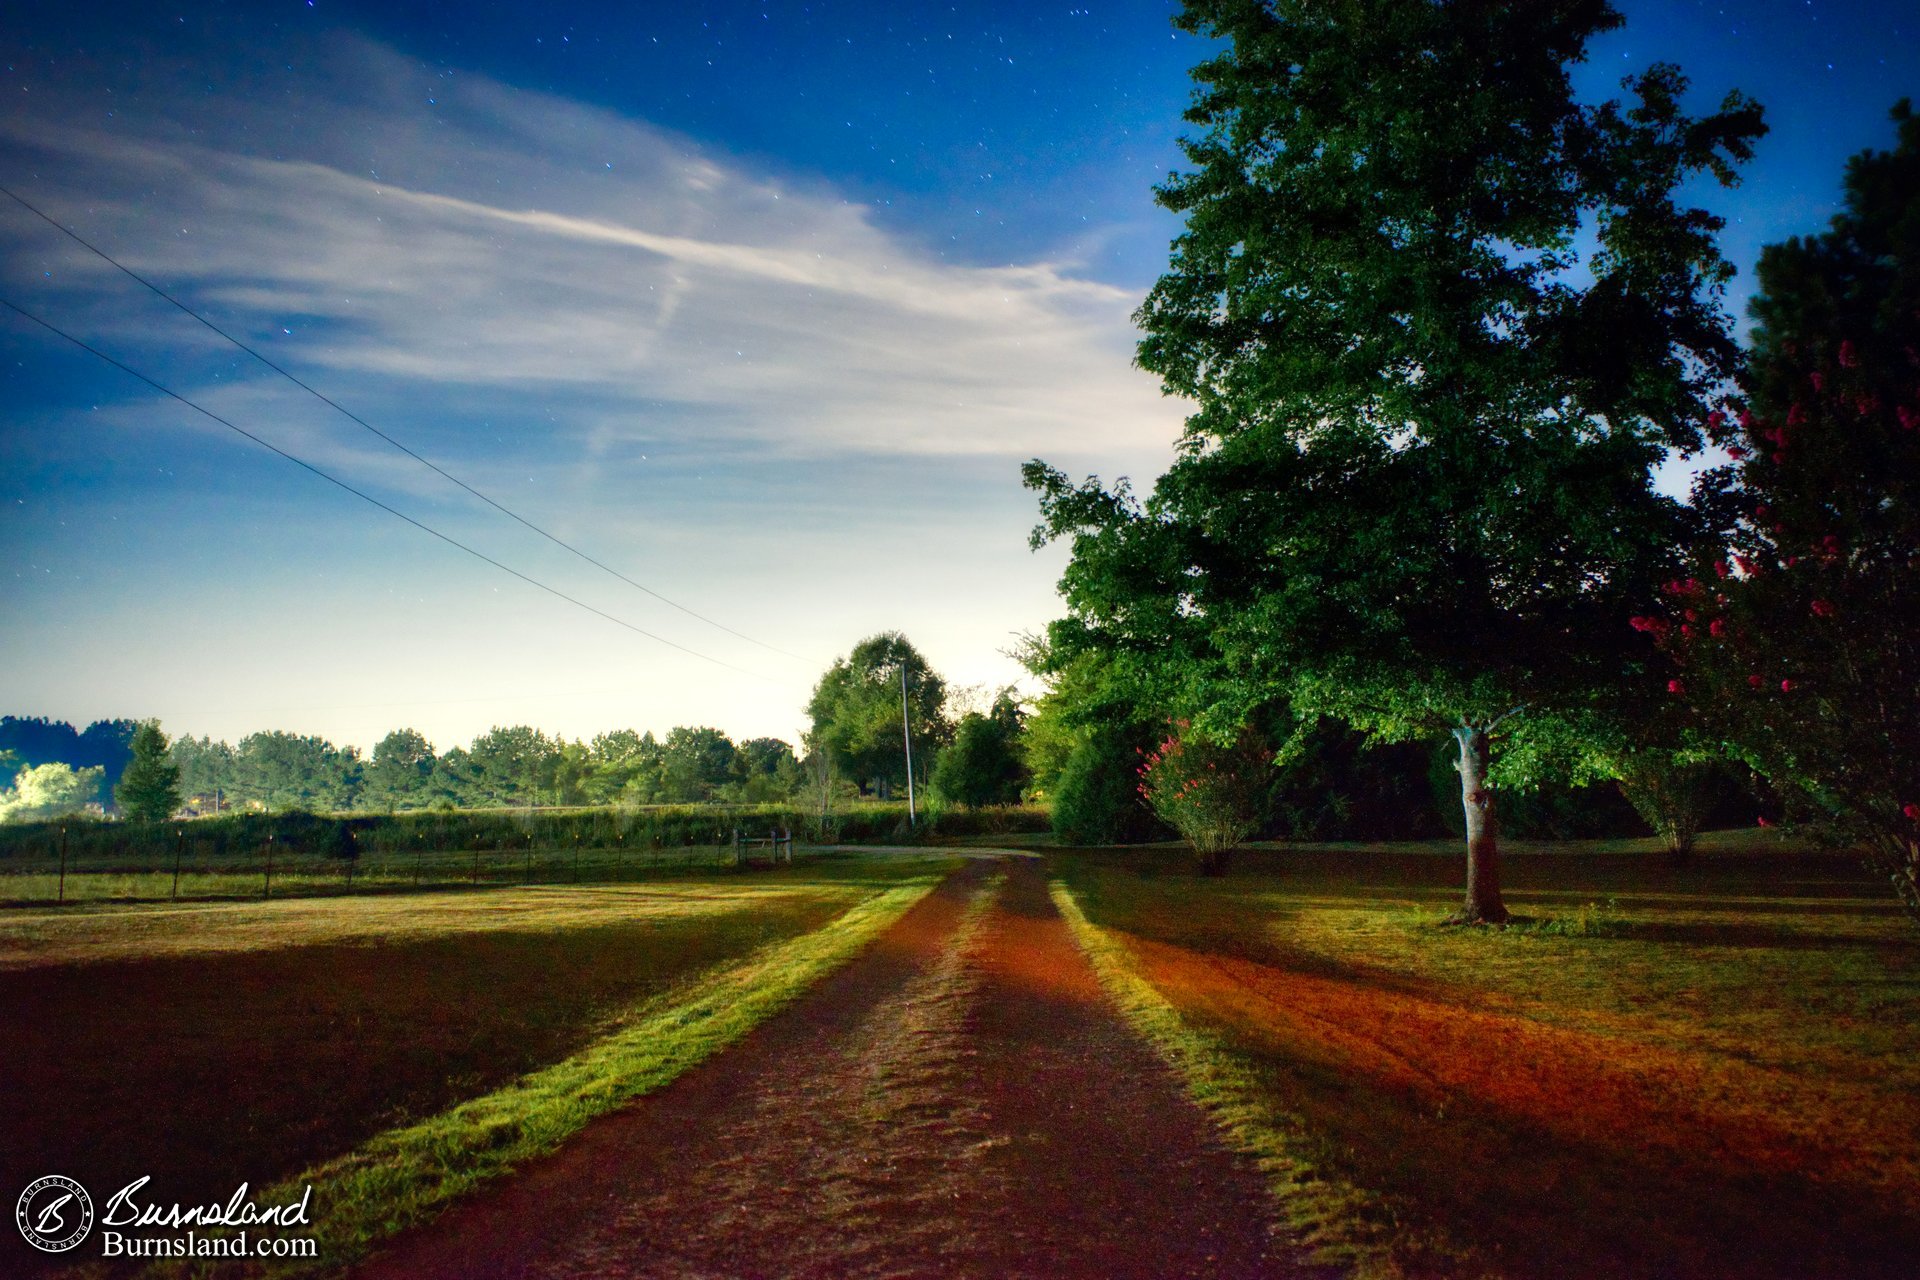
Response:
115,721,182,822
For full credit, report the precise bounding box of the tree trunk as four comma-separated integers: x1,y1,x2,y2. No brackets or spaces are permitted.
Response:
1453,725,1509,924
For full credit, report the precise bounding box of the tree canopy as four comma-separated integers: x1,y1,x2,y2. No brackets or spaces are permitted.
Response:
0,763,103,823
1028,0,1764,920
931,692,1030,809
805,632,949,799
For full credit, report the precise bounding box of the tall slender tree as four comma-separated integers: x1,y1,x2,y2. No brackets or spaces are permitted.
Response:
1028,0,1763,920
115,721,182,822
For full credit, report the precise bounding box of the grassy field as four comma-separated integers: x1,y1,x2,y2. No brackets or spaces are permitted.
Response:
1055,833,1920,1280
0,851,952,1274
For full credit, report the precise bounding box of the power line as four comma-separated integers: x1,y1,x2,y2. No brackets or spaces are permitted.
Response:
0,182,808,663
0,294,766,679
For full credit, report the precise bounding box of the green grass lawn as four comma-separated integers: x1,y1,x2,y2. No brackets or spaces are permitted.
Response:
1055,834,1920,1280
0,852,951,1274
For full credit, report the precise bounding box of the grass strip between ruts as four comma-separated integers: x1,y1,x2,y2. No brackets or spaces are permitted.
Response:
1049,880,1400,1280
159,870,949,1278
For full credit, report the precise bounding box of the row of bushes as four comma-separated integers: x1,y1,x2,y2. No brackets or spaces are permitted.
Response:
0,801,1054,862
1048,728,1767,847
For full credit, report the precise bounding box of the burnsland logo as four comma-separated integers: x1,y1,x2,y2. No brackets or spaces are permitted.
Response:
14,1175,318,1261
15,1175,94,1253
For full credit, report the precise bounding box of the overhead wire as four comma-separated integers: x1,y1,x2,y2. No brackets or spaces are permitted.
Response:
0,182,808,663
0,294,766,680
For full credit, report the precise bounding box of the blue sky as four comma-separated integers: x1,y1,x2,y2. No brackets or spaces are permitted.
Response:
0,1,1912,753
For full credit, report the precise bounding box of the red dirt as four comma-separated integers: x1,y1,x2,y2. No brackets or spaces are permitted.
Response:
354,857,1328,1279
1122,932,1920,1203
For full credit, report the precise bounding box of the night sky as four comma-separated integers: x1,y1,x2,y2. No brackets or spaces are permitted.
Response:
1,1,1912,752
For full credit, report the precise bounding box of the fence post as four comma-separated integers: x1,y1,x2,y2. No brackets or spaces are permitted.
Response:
573,835,581,883
524,833,533,884
57,826,67,904
172,829,183,901
471,837,480,885
264,834,275,900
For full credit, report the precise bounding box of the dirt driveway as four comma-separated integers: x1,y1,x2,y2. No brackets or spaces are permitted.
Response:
355,856,1328,1279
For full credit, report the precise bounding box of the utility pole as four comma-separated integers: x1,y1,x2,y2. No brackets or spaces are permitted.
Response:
901,655,916,827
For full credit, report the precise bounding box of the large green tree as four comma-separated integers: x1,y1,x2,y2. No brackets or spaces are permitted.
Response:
931,692,1030,809
658,726,738,803
585,729,664,804
115,721,182,821
366,729,437,811
805,633,949,800
1660,102,1920,918
465,726,557,806
729,737,803,804
1028,0,1763,921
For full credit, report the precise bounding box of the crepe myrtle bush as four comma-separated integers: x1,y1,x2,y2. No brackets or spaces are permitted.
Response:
1642,106,1920,921
1137,723,1272,875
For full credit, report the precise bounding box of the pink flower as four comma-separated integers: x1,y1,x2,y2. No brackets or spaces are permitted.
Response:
1739,408,1755,430
1904,803,1920,822
1709,618,1727,637
1668,679,1687,696
1757,815,1773,828
1680,624,1694,639
1780,679,1796,692
1898,406,1918,431
1839,339,1860,368
1810,599,1837,618
1809,371,1825,393
1787,403,1807,427
1727,446,1748,461
1748,674,1765,689
1629,615,1657,632
1755,504,1772,520
1712,560,1729,580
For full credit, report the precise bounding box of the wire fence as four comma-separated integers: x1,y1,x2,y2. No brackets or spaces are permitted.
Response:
0,826,801,906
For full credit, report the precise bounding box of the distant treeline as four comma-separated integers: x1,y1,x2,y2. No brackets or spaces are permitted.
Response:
160,724,805,814
4,709,1758,843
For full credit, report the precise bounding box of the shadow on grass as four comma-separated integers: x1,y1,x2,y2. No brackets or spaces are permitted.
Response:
1246,1044,1920,1280
1057,847,1920,1279
0,894,851,1266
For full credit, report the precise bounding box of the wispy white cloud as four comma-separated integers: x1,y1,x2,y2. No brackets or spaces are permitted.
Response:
1,34,1185,467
